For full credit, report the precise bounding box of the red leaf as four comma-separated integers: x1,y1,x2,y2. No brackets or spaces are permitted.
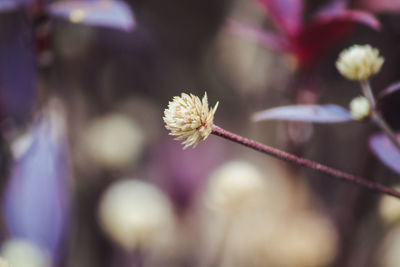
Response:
291,20,355,68
290,8,379,68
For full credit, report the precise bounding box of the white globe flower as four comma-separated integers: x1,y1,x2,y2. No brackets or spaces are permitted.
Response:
349,96,371,120
163,92,218,149
98,179,174,250
380,226,400,267
205,161,266,214
264,211,337,267
336,44,384,81
83,113,145,169
380,185,400,224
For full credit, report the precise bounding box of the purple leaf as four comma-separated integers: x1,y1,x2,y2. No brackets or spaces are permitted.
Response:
354,0,400,13
0,0,36,11
253,104,353,123
227,20,290,51
257,0,303,36
312,8,380,30
370,133,400,175
379,81,400,98
48,0,135,31
0,1,18,11
0,11,36,124
4,102,70,257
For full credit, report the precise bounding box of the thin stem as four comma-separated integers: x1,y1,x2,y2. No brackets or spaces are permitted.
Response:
371,112,400,151
360,80,400,151
211,124,400,199
360,80,376,108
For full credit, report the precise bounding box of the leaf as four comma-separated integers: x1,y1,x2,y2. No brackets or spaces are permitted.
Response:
370,133,400,175
252,104,353,123
227,20,290,52
0,1,18,11
48,0,135,31
379,81,400,99
0,0,37,12
292,5,379,67
257,0,303,36
0,11,36,124
354,0,400,13
4,101,70,256
312,8,380,31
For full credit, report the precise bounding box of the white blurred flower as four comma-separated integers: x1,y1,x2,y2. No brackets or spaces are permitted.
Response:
205,161,266,214
379,185,400,224
219,210,337,267
83,113,145,169
98,179,174,250
336,44,384,81
380,226,400,267
0,258,9,267
163,92,218,149
349,96,371,120
264,211,337,267
1,239,50,267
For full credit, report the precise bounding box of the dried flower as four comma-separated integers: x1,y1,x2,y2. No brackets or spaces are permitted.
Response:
336,44,384,81
163,92,219,149
98,179,174,250
349,96,371,120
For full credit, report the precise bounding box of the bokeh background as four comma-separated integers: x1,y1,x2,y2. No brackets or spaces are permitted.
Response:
1,0,400,266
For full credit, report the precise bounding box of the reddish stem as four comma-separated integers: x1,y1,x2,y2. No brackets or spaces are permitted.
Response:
212,125,400,199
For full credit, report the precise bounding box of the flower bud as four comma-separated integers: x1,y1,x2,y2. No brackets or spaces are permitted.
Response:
349,96,370,120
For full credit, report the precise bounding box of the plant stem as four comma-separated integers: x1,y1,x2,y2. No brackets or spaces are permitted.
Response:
371,112,400,151
211,124,400,199
360,80,376,108
360,80,400,151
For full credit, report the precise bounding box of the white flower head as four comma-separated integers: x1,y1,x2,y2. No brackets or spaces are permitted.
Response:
163,92,219,149
336,44,384,81
349,96,371,120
